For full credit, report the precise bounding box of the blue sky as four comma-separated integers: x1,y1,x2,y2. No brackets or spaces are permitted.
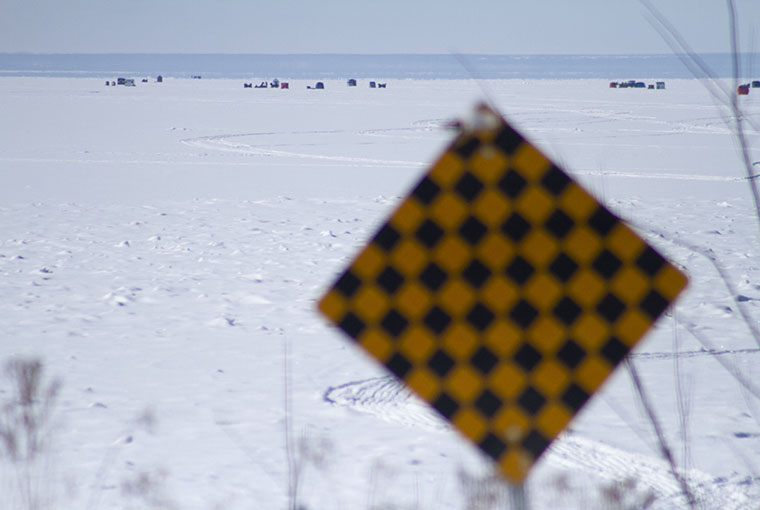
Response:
1,0,759,54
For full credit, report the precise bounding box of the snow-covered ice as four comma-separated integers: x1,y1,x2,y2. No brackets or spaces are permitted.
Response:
1,76,760,509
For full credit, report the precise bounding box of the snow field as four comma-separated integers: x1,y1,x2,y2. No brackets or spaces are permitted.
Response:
1,76,760,509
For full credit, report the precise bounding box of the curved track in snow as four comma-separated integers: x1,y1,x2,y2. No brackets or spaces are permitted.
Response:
179,117,756,182
324,376,754,509
180,123,443,168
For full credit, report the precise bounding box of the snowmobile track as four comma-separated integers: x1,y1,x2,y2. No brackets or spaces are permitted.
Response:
324,376,754,509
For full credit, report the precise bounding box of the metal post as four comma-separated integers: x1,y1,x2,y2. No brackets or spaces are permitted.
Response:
509,482,529,510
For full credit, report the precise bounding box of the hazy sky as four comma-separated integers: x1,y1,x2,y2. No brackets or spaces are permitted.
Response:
2,0,759,54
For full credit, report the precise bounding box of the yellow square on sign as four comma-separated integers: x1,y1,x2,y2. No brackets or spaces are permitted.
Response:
317,103,687,483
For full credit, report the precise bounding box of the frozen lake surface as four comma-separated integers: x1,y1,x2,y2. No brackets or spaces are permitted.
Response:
1,76,760,509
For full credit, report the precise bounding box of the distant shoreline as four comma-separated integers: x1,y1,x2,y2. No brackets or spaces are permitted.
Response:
1,53,758,79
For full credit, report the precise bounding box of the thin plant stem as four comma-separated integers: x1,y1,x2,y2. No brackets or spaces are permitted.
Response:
283,331,299,510
672,307,692,473
639,0,760,236
625,359,697,509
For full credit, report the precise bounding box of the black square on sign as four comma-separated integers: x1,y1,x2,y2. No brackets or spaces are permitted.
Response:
458,216,488,245
376,266,404,294
470,346,499,374
386,353,412,378
454,172,485,202
588,206,618,236
462,259,491,289
498,169,528,199
561,383,589,412
635,246,665,277
540,165,571,196
474,389,502,417
335,270,362,297
510,299,538,328
556,340,585,369
419,262,448,291
412,176,441,205
517,386,546,416
428,349,456,377
506,256,535,285
432,392,460,419
501,212,531,242
522,430,550,458
591,249,622,279
480,433,507,460
513,343,542,371
600,336,629,365
640,290,669,319
493,126,524,155
338,312,365,339
553,296,582,326
423,306,452,335
466,303,495,332
453,137,481,159
380,309,409,337
548,253,578,283
373,224,401,252
544,209,575,239
415,219,445,248
596,293,626,323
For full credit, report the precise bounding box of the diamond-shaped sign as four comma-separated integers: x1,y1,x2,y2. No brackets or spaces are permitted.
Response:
318,103,687,482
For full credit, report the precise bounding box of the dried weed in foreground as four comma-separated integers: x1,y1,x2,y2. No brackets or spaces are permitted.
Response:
0,358,62,510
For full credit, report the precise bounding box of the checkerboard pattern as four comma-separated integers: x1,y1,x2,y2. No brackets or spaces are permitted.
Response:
318,103,687,482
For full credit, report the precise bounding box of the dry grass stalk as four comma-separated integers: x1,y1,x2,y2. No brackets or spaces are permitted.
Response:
0,358,62,510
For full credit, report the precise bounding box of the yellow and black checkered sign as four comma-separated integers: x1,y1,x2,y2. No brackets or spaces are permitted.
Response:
318,103,687,482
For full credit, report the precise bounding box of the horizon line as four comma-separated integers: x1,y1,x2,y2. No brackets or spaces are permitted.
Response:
2,51,758,57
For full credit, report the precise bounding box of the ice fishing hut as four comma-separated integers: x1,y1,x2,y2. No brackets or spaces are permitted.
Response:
656,81,665,90
157,75,163,83
347,79,357,87
738,84,750,95
752,81,760,88
315,82,324,89
369,81,376,88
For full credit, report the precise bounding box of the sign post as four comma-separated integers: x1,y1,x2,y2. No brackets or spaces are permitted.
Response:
510,482,528,510
318,103,687,487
